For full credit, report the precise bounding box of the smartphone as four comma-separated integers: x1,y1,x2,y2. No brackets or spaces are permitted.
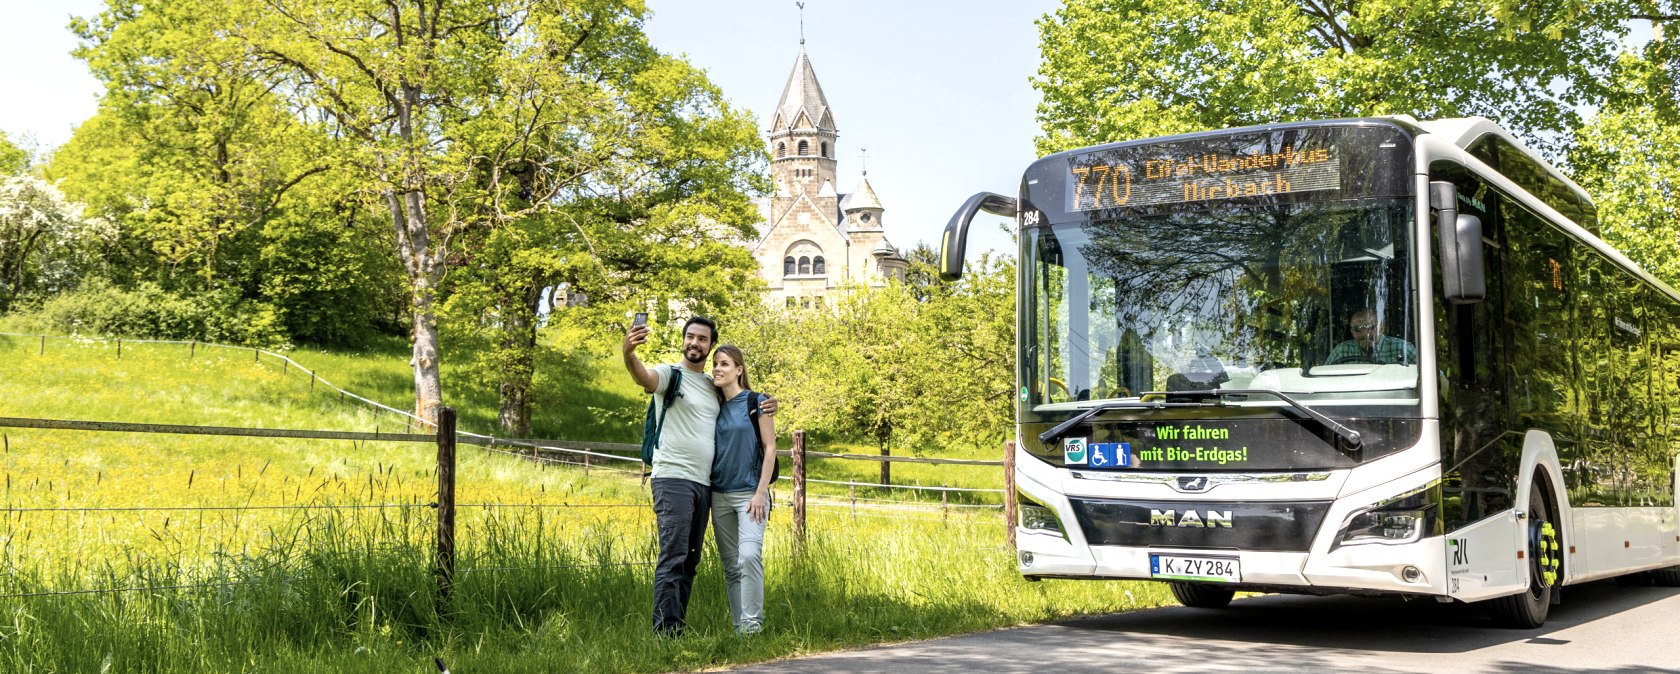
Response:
632,312,648,328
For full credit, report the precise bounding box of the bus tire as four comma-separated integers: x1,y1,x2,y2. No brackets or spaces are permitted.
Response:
1650,566,1680,587
1489,483,1560,628
1169,582,1234,609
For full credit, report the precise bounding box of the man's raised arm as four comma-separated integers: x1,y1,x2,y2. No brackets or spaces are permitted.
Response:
623,325,658,393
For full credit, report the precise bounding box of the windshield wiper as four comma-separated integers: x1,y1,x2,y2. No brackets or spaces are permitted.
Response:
1164,389,1362,449
1037,400,1213,445
1036,389,1362,451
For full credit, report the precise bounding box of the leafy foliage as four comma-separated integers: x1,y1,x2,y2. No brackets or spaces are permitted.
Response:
51,0,404,346
0,132,29,175
727,256,1016,457
9,279,287,346
1570,45,1680,286
0,176,116,311
1034,0,1628,155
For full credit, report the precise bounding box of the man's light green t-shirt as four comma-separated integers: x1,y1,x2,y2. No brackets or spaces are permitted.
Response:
651,363,720,485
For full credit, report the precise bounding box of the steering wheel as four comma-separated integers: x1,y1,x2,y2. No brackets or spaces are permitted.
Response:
1326,352,1375,365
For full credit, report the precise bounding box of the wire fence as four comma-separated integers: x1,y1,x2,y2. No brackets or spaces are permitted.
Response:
0,332,1021,601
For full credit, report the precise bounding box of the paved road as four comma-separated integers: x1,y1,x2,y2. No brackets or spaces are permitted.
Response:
731,581,1680,673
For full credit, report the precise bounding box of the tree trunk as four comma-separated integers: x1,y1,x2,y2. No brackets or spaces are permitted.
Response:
0,227,45,312
880,444,891,486
387,184,444,426
495,285,541,436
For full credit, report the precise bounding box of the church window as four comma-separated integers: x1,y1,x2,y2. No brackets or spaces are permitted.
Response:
821,142,828,157
798,256,811,275
777,142,786,158
787,297,796,308
783,256,795,275
860,213,871,223
802,298,811,308
813,256,825,275
798,140,809,156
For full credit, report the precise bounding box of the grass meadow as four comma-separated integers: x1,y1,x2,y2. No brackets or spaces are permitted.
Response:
0,333,1172,673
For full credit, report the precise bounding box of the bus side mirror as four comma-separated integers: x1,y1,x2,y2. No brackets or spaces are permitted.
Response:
1431,181,1486,304
939,192,1017,281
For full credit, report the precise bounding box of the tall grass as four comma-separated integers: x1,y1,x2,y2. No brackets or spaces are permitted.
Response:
0,334,1173,673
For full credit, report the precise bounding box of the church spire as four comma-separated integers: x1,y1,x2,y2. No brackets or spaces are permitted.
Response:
768,43,838,197
771,51,835,136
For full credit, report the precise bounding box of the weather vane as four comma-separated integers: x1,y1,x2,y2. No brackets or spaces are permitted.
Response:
796,2,806,45
860,147,869,176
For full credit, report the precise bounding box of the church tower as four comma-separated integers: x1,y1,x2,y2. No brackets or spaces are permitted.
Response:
768,50,838,197
748,43,906,309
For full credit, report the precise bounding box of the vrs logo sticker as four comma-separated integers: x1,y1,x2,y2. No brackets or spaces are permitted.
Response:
1063,437,1088,465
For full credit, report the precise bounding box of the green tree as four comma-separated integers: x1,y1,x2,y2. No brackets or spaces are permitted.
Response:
1034,0,1627,154
439,42,767,435
730,255,1016,466
213,0,760,424
54,0,403,345
0,132,28,175
1570,35,1680,285
0,176,116,310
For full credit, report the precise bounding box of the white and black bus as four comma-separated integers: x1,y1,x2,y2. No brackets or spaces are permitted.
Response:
940,117,1680,627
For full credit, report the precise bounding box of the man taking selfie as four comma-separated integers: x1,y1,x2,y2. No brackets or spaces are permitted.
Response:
622,315,773,636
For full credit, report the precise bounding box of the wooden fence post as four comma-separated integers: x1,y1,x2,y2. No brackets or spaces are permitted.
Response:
190,340,196,358
1004,440,1017,550
941,486,949,527
792,430,806,550
435,406,458,612
116,338,121,360
849,483,857,520
39,335,44,355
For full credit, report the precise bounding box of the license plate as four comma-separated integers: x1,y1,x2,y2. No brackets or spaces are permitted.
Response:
1150,553,1241,583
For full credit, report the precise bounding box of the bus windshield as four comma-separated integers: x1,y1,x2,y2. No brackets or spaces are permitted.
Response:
1025,197,1419,413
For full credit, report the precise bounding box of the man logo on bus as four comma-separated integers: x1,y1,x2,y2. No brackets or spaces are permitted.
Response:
1150,509,1233,528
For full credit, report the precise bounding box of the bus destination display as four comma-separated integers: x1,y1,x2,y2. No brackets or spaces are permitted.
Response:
1068,144,1342,211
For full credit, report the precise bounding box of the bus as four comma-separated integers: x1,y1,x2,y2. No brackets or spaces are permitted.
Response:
939,117,1680,627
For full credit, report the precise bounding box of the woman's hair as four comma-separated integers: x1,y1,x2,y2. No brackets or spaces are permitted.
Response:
713,344,751,397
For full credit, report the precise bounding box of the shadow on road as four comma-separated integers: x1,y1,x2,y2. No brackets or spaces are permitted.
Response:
1061,579,1678,655
729,580,1679,673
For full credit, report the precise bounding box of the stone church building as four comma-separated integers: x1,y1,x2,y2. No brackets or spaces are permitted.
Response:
748,49,907,309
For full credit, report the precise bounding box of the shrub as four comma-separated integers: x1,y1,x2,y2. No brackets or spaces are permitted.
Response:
8,280,290,347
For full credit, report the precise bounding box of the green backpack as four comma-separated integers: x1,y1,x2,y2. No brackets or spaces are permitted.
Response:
640,366,683,475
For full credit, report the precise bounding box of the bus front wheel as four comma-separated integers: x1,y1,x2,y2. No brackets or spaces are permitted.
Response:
1169,582,1234,609
1489,483,1560,628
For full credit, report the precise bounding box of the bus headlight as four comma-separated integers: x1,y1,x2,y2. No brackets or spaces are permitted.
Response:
1017,490,1067,540
1333,481,1443,550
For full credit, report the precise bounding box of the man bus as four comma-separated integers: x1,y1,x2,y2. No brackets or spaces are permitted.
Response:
940,117,1680,628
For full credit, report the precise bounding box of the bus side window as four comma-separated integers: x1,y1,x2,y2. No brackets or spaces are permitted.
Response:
1502,200,1582,500
1575,246,1614,506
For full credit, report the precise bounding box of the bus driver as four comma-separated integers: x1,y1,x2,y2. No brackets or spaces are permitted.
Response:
1325,307,1416,365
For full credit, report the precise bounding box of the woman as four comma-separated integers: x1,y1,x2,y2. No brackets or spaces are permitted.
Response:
708,344,777,635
